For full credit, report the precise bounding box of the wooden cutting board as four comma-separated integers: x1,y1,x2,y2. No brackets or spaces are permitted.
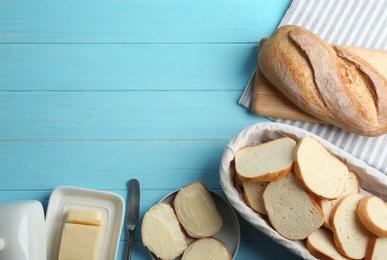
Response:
252,45,387,123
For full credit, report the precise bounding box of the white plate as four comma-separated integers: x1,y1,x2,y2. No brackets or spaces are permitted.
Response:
45,186,125,260
220,122,387,260
150,189,240,260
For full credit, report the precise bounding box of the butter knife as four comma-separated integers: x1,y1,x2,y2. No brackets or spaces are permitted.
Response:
124,179,141,260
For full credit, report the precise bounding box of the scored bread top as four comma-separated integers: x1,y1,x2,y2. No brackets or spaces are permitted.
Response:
234,137,296,182
263,172,324,240
174,181,223,238
357,196,387,237
181,237,231,260
330,193,373,259
141,202,187,260
294,136,349,199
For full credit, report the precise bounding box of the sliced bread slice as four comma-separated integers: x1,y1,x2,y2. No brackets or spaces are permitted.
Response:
263,172,324,240
141,202,187,259
306,228,351,260
331,193,373,259
242,181,268,215
365,236,387,260
234,137,296,182
357,196,387,237
174,181,223,238
317,171,360,229
181,237,231,260
294,136,349,199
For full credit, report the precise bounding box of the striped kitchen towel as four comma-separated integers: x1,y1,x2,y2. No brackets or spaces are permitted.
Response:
239,0,387,174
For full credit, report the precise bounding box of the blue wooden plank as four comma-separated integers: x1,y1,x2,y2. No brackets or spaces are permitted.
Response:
0,0,291,43
0,91,269,140
0,44,258,91
0,141,245,190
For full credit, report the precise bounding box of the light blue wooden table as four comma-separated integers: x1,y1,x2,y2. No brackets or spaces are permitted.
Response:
0,0,302,259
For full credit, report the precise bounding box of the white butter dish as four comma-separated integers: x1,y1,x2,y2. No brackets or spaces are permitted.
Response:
45,186,125,260
0,200,46,260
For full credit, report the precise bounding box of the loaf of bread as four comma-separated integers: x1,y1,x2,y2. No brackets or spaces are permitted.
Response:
357,196,387,237
366,236,387,260
141,203,187,259
306,228,351,260
258,25,387,136
294,136,349,200
317,171,360,229
330,193,373,259
181,238,231,260
263,172,324,240
235,137,296,182
174,181,223,238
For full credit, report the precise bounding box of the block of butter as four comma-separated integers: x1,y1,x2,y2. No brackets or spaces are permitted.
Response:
67,208,103,226
58,223,101,260
58,209,103,260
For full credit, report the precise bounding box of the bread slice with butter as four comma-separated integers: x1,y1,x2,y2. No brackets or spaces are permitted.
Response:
235,137,296,182
182,237,231,260
174,181,223,238
141,202,187,259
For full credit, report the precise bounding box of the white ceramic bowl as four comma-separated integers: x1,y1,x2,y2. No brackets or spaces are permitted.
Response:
0,200,46,260
219,122,387,259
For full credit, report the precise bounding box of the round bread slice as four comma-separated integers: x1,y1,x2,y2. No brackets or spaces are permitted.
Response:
242,181,268,215
294,136,349,199
331,193,373,259
174,181,223,238
263,172,324,240
234,137,296,182
357,196,387,237
181,237,231,260
317,171,360,229
141,202,187,260
366,236,387,260
306,228,351,260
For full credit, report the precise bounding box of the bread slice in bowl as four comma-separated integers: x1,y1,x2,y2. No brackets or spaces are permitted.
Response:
141,202,187,259
235,137,296,182
263,172,324,240
174,181,223,238
330,193,373,259
294,136,349,199
306,228,351,260
242,181,268,215
357,195,387,237
181,237,231,260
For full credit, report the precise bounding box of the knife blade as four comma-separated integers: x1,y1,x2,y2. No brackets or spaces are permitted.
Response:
124,179,141,260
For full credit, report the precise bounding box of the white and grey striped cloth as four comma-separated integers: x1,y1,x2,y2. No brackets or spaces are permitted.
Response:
239,0,387,174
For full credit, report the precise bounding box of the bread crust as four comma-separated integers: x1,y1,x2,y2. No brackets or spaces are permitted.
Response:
258,25,387,136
